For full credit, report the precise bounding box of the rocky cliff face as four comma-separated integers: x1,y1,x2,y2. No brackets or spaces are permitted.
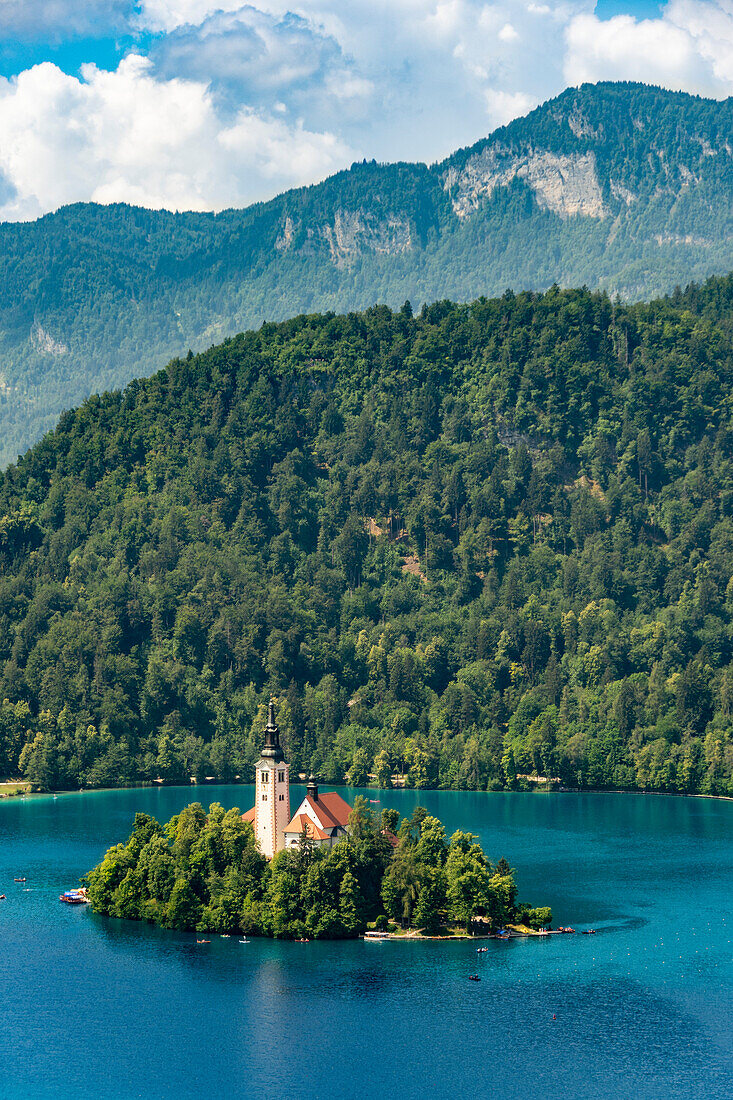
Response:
30,322,68,356
275,208,413,263
444,147,607,220
322,209,413,262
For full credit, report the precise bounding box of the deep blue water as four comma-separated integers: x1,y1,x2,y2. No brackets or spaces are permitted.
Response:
1,786,731,1099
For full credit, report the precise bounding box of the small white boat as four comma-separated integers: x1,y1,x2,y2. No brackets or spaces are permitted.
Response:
238,938,249,944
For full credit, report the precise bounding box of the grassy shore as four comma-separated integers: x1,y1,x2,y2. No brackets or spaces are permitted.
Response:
0,780,31,798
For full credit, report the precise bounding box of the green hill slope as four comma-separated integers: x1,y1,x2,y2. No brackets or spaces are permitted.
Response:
1,81,732,465
1,276,732,795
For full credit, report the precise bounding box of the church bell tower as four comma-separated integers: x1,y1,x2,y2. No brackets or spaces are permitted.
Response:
254,699,290,859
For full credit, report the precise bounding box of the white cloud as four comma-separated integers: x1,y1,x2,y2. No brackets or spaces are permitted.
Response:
564,3,733,97
151,8,345,105
140,0,566,163
0,55,355,220
667,0,733,84
138,0,246,32
498,23,519,42
0,0,129,39
2,0,733,219
484,86,534,124
325,71,374,102
219,109,347,180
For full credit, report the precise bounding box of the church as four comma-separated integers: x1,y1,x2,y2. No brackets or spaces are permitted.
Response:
242,700,351,859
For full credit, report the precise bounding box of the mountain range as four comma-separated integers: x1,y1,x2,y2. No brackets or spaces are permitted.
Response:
0,80,731,466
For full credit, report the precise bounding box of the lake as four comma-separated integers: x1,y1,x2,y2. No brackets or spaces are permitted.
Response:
1,786,731,1099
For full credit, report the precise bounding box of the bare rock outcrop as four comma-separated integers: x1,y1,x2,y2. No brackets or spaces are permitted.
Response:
445,147,607,220
30,322,68,356
322,209,412,263
275,215,295,252
275,209,413,264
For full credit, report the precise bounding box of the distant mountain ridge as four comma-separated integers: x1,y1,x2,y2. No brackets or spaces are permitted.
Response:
1,80,731,465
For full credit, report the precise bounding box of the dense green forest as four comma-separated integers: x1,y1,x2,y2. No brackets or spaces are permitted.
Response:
1,81,731,464
1,275,733,796
84,799,547,938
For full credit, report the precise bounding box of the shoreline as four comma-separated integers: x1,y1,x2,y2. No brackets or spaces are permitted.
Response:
379,924,553,941
2,779,732,804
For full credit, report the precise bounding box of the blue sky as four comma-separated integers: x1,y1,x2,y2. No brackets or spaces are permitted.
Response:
0,1,728,221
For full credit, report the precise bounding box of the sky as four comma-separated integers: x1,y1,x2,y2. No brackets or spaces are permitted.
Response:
0,0,730,221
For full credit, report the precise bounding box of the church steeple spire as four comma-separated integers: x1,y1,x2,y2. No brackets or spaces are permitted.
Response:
251,697,290,859
261,697,284,762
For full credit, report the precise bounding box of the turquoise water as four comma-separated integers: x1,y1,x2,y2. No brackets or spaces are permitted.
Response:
1,787,731,1099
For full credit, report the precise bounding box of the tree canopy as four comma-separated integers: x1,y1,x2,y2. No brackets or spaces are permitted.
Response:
84,798,542,937
1,277,733,796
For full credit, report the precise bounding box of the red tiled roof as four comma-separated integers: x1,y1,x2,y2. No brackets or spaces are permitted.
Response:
305,791,352,829
243,791,351,833
284,813,330,841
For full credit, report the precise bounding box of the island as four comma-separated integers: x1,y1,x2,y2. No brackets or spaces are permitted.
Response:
84,796,551,939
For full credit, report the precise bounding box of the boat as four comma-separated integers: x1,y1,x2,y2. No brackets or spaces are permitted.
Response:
0,894,5,900
582,929,596,935
14,877,26,882
238,939,249,944
476,947,488,952
468,974,481,982
196,939,211,944
363,931,390,940
368,799,380,804
59,889,88,904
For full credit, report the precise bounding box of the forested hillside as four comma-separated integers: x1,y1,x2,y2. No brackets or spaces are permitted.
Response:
1,276,732,795
1,81,732,465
